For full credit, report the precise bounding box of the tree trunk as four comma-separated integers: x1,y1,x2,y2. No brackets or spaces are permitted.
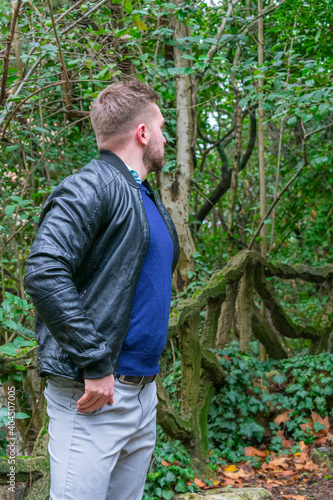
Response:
258,0,267,361
159,0,196,292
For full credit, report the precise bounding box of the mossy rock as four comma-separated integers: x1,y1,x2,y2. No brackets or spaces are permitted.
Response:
175,487,272,500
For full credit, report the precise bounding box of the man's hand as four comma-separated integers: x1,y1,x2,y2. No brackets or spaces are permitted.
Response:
77,373,115,412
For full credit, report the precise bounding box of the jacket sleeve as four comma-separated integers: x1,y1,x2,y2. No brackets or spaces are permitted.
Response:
24,173,114,379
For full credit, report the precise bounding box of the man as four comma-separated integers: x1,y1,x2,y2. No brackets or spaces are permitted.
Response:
24,81,179,500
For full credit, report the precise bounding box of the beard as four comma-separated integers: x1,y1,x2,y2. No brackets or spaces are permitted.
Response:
143,141,165,173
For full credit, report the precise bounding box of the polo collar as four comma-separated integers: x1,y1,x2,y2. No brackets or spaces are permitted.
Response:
99,149,154,195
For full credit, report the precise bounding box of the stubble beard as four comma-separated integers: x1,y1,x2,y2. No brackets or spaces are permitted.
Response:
143,141,165,173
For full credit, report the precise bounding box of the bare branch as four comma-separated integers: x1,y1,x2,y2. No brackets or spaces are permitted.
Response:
0,0,22,106
247,161,308,250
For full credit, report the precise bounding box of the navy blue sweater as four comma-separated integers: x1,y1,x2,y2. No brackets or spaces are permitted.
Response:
117,183,174,376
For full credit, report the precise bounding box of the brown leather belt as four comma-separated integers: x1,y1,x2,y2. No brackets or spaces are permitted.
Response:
116,374,156,385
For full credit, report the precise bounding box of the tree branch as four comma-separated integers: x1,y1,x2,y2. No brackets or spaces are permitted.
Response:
0,0,21,106
155,376,192,443
201,348,225,385
251,306,287,360
47,0,72,111
254,261,321,341
195,110,256,225
248,161,308,250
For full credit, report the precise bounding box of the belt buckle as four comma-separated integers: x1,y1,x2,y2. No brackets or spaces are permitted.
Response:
118,375,144,385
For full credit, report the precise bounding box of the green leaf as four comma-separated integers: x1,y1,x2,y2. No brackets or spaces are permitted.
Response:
274,77,282,90
181,55,196,60
0,344,17,356
219,34,233,42
5,205,16,218
124,0,133,14
5,144,20,151
139,53,149,62
239,96,250,107
273,374,287,384
167,67,185,76
287,116,297,127
3,320,19,331
34,126,49,134
12,364,26,371
14,412,30,420
133,17,147,31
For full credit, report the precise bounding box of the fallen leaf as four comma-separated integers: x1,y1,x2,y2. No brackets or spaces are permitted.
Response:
299,441,309,453
311,412,330,436
277,430,293,449
222,478,236,486
300,421,314,435
244,446,267,457
315,437,327,445
161,460,170,467
266,456,290,469
275,410,292,425
281,469,295,477
224,469,252,479
224,464,237,472
194,477,206,488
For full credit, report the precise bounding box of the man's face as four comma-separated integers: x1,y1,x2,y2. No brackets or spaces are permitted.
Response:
143,103,166,173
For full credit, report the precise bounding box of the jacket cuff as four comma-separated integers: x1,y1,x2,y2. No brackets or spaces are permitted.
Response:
83,357,113,380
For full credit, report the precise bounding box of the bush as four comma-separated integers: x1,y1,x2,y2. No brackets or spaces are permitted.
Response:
208,342,333,465
144,433,200,500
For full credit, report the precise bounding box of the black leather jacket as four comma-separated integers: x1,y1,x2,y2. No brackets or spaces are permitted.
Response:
24,150,179,382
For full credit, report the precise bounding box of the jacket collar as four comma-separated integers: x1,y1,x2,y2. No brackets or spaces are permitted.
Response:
99,150,154,195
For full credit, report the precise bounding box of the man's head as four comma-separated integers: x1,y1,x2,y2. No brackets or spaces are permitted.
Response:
90,81,166,173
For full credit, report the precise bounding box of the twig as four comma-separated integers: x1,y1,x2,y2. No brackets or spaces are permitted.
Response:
247,162,309,250
0,0,107,126
304,122,333,139
195,0,286,85
0,0,22,106
47,0,72,111
62,0,108,34
0,219,32,253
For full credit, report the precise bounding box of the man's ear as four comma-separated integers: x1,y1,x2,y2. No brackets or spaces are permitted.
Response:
136,123,147,146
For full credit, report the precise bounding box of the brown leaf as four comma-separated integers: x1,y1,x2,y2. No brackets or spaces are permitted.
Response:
194,477,206,488
281,469,295,477
276,430,293,449
299,441,309,453
244,446,267,457
222,478,236,486
300,421,314,435
266,456,290,470
223,469,252,479
311,412,330,436
161,460,170,467
274,410,292,425
266,479,284,486
294,460,319,472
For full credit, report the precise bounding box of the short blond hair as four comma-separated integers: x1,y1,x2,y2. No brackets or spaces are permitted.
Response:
90,81,158,144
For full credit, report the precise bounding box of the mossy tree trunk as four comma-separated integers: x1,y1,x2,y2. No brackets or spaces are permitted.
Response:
156,250,333,471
